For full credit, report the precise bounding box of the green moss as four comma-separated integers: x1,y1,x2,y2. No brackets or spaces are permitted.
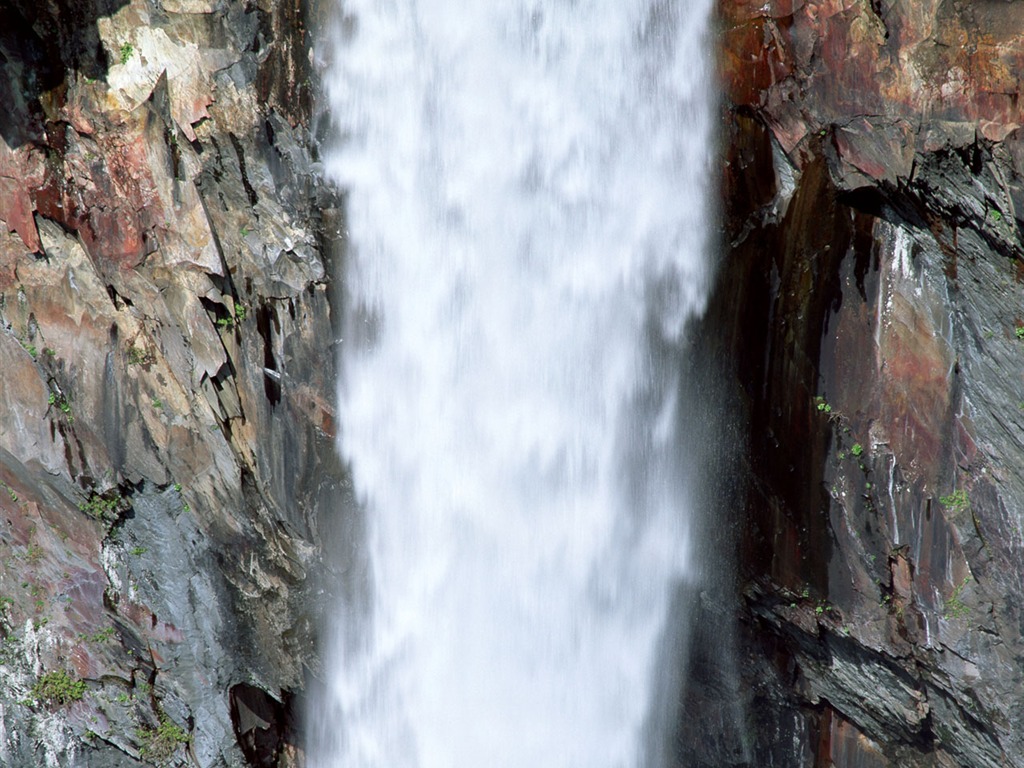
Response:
137,716,190,761
31,670,86,706
944,576,971,620
82,626,116,644
79,493,121,522
940,489,969,514
127,345,155,366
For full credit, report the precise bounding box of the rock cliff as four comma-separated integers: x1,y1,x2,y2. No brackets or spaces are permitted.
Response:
6,1,1024,767
0,1,342,765
693,0,1024,765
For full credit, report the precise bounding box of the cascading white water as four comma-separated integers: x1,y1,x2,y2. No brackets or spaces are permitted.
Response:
315,1,715,766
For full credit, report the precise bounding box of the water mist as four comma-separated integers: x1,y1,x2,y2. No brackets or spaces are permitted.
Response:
312,1,716,765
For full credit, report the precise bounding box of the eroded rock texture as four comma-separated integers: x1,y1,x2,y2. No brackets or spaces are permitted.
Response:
0,1,341,766
697,1,1024,765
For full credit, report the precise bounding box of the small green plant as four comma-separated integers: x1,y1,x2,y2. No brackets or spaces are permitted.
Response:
137,716,190,761
814,396,832,414
79,493,121,522
944,576,971,619
240,225,251,237
130,546,147,556
216,316,234,331
1,482,17,502
31,670,86,706
234,304,247,322
119,42,134,65
850,443,864,457
21,341,37,359
48,392,73,420
25,541,43,565
152,399,163,409
127,345,154,366
940,489,969,513
990,209,1003,222
84,627,116,644
173,483,182,493
1016,326,1024,340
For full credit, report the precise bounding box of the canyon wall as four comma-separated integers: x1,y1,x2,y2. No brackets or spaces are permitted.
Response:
5,1,1024,767
0,1,343,765
700,0,1024,765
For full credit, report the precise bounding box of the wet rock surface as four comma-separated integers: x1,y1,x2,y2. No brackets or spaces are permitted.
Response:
7,0,1024,766
0,0,341,765
688,0,1024,765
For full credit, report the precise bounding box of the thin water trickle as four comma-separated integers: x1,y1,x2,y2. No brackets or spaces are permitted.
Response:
313,1,715,766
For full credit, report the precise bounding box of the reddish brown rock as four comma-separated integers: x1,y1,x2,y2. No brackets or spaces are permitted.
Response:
694,0,1024,765
0,0,339,765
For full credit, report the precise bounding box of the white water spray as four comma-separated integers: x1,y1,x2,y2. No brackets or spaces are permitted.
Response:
314,1,715,766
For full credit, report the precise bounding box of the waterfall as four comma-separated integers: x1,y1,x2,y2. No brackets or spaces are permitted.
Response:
313,1,715,766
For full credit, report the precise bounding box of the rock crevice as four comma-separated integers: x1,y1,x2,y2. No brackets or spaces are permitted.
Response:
0,1,339,766
697,1,1024,764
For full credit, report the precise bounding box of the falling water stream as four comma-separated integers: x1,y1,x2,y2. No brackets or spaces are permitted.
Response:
314,1,715,765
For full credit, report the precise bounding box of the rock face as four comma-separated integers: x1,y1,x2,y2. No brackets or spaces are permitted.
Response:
694,0,1024,765
0,1,342,766
7,1,1024,767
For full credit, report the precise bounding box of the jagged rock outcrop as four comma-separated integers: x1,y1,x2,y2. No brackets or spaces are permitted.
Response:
0,1,341,766
9,0,1024,766
698,0,1024,765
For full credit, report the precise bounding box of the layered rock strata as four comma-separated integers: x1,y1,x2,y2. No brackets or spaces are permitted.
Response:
698,1,1024,765
9,1,1024,767
0,1,341,766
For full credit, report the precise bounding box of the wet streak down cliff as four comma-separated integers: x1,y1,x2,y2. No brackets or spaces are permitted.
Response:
675,1,1024,765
